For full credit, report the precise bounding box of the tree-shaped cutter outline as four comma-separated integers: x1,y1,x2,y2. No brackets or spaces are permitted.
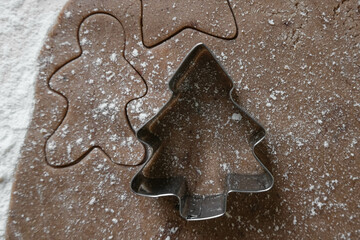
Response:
131,43,274,221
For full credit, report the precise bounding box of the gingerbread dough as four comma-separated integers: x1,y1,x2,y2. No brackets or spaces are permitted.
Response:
6,0,360,239
46,14,146,167
141,0,237,47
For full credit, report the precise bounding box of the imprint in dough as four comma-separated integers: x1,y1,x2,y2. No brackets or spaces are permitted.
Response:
46,14,146,167
141,0,237,47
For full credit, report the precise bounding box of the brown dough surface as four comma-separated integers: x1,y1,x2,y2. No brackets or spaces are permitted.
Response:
7,0,360,239
46,14,146,167
141,0,237,47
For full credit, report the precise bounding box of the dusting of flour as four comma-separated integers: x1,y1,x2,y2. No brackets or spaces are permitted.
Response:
0,0,68,237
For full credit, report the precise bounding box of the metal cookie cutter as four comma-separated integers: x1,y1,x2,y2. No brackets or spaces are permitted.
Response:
131,43,274,220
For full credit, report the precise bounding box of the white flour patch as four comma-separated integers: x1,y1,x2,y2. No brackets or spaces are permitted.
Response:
0,0,68,237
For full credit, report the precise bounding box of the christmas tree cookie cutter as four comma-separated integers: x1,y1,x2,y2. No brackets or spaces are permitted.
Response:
131,43,274,221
